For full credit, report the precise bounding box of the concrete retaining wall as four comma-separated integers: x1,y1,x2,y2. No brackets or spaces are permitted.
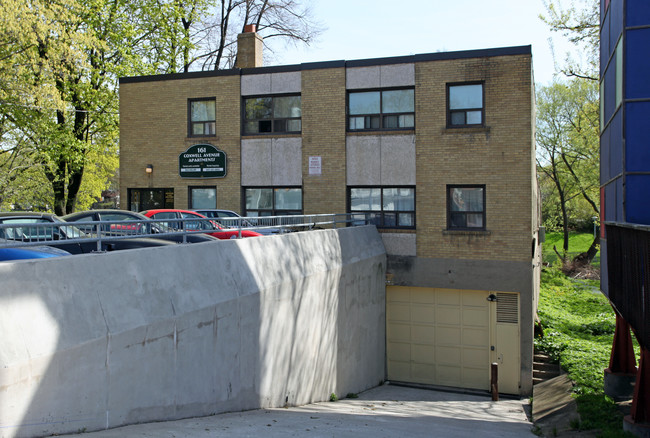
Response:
0,226,386,438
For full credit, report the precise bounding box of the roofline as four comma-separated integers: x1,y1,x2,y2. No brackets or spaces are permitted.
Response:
119,45,531,85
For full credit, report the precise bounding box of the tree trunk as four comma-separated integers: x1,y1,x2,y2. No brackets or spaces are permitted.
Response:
573,234,600,265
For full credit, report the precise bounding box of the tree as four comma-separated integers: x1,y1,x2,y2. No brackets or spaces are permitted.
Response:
539,0,600,267
140,0,323,73
536,79,599,261
0,0,321,214
540,0,599,81
0,0,126,215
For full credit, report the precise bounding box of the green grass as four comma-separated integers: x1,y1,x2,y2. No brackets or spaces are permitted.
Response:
543,231,600,266
535,267,638,437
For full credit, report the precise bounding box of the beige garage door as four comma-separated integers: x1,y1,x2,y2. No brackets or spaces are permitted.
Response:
386,286,520,394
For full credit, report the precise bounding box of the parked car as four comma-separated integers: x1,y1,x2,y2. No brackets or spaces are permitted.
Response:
192,209,281,235
0,212,177,254
63,210,218,244
140,209,263,239
0,244,71,262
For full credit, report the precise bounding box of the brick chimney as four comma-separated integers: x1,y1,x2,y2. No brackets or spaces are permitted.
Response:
236,24,263,69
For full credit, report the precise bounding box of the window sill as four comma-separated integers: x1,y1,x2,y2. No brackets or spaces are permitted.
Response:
347,129,415,136
442,229,491,236
378,228,416,234
241,133,302,139
186,135,219,141
442,126,490,135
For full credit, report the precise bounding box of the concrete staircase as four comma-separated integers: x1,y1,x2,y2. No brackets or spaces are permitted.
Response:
533,350,562,385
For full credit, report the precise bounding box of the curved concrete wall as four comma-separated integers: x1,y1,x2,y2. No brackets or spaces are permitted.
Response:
0,226,386,438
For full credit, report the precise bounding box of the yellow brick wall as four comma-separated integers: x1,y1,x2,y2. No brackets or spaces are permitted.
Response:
119,52,534,264
119,74,242,212
301,68,347,215
414,54,534,262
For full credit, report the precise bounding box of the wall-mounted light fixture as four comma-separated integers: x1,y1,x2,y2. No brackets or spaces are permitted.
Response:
145,164,153,174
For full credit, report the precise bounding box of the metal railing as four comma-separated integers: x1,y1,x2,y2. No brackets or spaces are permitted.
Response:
0,213,370,250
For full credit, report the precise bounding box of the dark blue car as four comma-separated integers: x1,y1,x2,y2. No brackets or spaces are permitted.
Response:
0,245,71,261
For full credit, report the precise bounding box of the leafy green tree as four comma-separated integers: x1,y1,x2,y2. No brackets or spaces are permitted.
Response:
540,0,599,81
0,0,126,214
1,0,321,214
537,79,600,261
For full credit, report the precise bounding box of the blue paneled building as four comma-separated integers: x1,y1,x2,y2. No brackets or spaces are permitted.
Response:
600,0,650,432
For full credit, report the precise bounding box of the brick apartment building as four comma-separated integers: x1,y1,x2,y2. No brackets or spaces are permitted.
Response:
119,29,540,396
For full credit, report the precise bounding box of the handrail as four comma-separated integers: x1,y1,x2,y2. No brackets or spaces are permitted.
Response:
0,213,371,249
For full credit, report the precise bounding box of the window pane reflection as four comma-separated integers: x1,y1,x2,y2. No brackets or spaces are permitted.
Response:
349,92,380,115
449,84,482,109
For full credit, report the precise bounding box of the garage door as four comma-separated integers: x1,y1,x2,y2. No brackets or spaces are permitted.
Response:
386,286,520,394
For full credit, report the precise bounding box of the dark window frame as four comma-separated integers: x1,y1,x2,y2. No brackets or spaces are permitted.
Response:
242,94,302,135
188,97,216,137
446,184,486,230
243,186,303,216
446,82,485,128
347,87,415,132
347,186,416,229
188,186,217,209
128,188,175,212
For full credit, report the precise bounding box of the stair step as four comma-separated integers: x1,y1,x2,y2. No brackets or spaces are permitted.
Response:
533,350,562,384
533,362,560,372
533,353,554,362
533,370,561,379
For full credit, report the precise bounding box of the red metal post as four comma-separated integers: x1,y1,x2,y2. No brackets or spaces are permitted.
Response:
608,312,637,374
631,347,650,423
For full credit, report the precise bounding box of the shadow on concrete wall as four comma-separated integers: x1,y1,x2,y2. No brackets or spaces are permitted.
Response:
0,226,385,438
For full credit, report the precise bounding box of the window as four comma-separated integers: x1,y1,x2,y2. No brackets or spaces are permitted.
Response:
349,187,415,229
129,188,174,212
189,98,216,136
447,185,485,230
348,88,414,131
243,95,301,134
189,186,216,209
447,83,484,127
244,187,302,216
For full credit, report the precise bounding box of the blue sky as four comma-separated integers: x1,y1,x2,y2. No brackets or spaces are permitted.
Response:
265,0,573,86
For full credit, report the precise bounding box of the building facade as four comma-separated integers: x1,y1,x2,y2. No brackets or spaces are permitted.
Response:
119,36,540,396
600,0,650,430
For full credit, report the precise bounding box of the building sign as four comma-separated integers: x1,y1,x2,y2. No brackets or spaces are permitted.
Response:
179,144,226,178
309,156,322,175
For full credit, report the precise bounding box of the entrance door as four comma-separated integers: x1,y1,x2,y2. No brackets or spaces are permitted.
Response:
129,188,174,211
490,292,521,394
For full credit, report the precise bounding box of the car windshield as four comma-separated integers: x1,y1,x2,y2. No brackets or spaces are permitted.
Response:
180,212,224,231
1,217,86,240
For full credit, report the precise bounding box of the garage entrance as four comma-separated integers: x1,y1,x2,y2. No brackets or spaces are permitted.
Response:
386,286,520,394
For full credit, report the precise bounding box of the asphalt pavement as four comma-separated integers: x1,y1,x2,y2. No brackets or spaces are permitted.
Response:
57,383,535,437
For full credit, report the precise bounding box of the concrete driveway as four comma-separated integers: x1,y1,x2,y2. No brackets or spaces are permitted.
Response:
58,384,535,437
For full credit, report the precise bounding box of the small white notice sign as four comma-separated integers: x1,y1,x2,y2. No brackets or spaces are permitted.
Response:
309,156,322,175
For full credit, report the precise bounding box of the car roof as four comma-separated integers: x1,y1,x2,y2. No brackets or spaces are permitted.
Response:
64,210,148,220
193,209,238,214
0,211,59,220
142,209,206,217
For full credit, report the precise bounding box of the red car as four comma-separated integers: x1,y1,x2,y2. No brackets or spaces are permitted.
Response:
140,209,263,240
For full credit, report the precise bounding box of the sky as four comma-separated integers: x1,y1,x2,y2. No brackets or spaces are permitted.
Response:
264,0,575,86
